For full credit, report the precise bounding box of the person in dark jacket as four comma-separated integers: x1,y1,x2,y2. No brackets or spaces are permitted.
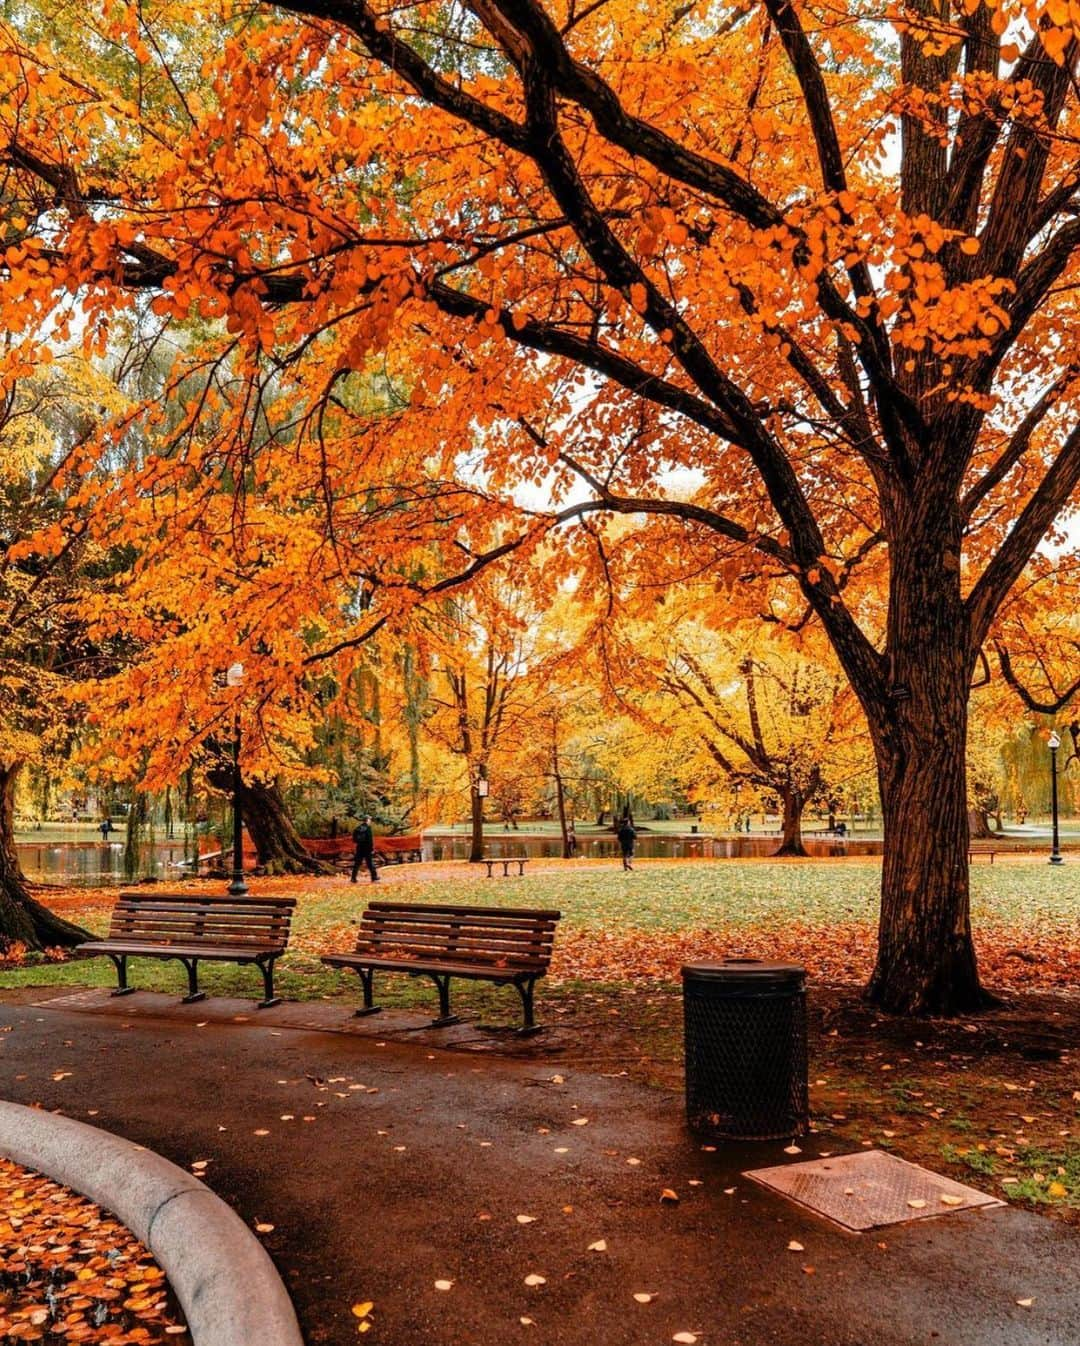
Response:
617,816,636,871
350,816,379,883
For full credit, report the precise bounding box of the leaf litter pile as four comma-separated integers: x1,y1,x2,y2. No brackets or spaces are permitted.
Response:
0,1158,186,1342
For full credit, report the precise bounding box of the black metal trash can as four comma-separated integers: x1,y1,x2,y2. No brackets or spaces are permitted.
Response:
682,958,808,1141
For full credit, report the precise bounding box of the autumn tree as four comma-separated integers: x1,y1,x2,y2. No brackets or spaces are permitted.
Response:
0,357,124,949
14,0,1080,1009
658,633,869,857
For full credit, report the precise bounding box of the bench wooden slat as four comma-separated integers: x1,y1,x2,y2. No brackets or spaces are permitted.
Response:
366,901,560,919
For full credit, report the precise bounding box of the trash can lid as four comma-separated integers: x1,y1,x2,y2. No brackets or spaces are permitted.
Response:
681,958,805,988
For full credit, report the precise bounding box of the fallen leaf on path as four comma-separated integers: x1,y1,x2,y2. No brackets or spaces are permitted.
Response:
587,1240,607,1252
660,1188,679,1203
351,1302,374,1318
1016,1298,1034,1307
516,1214,537,1224
673,1333,698,1344
907,1199,927,1210
571,1117,589,1126
255,1223,275,1233
787,1241,804,1252
633,1293,655,1304
524,1274,546,1287
940,1195,964,1207
434,1280,453,1291
784,1144,802,1155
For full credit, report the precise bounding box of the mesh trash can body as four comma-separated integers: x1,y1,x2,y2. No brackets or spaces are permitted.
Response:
682,958,808,1141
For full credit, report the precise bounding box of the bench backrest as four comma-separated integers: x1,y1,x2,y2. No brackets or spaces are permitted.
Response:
108,892,296,949
355,901,561,972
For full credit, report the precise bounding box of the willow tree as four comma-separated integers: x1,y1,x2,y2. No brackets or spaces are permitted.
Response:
8,0,1080,1009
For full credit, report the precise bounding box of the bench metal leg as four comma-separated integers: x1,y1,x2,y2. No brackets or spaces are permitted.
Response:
512,977,542,1036
353,967,382,1017
179,958,205,1004
484,862,494,878
257,958,281,1009
425,973,460,1028
109,955,136,997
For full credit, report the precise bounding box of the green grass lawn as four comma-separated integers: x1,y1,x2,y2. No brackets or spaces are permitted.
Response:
2,856,1077,1005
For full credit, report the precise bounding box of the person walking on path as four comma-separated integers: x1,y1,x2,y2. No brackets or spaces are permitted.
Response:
350,816,379,883
98,817,114,842
566,822,577,858
617,816,636,871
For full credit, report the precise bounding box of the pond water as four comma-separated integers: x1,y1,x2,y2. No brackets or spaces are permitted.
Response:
17,830,883,885
424,833,883,861
17,839,198,886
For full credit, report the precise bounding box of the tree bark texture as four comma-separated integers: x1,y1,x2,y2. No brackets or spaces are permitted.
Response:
0,762,89,952
772,787,808,857
863,506,992,1014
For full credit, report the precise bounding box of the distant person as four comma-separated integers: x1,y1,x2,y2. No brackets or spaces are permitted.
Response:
98,818,114,842
617,816,636,871
566,823,577,858
835,820,847,838
350,816,379,883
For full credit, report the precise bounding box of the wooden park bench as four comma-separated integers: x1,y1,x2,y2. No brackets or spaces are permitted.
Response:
77,892,296,1008
322,901,561,1034
483,856,529,877
968,847,996,864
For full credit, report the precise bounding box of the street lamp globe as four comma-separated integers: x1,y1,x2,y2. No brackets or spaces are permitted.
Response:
1049,730,1061,751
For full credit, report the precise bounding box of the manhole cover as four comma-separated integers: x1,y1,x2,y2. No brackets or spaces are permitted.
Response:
744,1149,1003,1231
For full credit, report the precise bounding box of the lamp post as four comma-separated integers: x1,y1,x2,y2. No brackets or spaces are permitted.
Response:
226,662,249,896
1048,730,1063,866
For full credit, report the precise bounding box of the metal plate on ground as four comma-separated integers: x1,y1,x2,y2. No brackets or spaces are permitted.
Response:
744,1149,1003,1232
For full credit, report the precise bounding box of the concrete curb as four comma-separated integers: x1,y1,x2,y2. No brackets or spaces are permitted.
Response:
0,1101,304,1346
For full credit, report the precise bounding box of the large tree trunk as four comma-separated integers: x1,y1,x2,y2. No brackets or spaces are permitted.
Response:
205,770,329,875
772,787,808,857
0,762,89,952
468,784,484,863
864,508,992,1015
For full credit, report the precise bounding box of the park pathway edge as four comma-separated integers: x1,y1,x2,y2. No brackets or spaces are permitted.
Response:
0,1100,304,1346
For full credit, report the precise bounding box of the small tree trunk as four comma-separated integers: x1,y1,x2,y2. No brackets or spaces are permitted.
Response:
205,769,329,875
968,807,994,839
468,785,484,863
772,788,808,857
553,742,570,859
0,762,89,952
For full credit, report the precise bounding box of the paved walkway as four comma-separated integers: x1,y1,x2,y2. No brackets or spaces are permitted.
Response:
1,991,1078,1346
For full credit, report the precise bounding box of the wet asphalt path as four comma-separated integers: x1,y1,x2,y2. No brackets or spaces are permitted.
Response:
1,996,1077,1346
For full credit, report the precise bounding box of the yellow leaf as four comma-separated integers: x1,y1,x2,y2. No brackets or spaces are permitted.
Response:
351,1302,374,1319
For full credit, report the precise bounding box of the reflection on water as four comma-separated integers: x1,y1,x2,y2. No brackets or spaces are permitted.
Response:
17,840,196,886
18,831,883,886
426,834,882,861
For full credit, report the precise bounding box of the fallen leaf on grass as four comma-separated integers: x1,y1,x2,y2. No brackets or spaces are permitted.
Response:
1016,1298,1034,1307
571,1117,589,1127
352,1303,374,1318
253,1129,270,1137
520,1317,536,1326
783,1144,802,1155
